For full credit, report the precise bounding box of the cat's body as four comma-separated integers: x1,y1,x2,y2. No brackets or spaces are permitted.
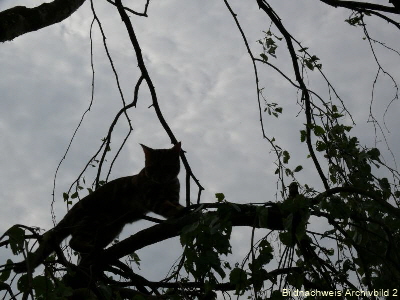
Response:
14,142,183,273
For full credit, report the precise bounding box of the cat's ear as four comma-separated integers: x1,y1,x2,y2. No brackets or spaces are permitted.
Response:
172,142,181,153
140,144,152,157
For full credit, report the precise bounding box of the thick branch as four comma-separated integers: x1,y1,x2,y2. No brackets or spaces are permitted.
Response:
99,204,283,265
319,0,400,14
0,0,86,43
98,183,400,265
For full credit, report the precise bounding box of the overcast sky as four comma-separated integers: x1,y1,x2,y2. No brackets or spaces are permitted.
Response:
1,0,400,297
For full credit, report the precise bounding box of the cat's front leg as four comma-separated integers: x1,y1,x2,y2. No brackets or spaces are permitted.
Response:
154,200,186,219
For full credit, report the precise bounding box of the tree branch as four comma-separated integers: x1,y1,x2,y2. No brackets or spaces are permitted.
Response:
0,0,86,43
256,0,330,190
97,184,400,266
114,0,204,202
389,0,400,11
99,203,283,265
313,186,400,218
319,0,400,14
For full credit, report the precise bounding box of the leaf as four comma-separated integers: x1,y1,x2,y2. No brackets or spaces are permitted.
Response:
313,125,325,136
129,252,141,267
298,47,309,52
63,192,69,201
71,192,79,199
326,248,334,256
300,130,306,142
215,193,225,202
0,259,13,282
260,53,268,62
229,268,249,295
305,60,314,70
294,165,303,172
283,150,290,164
368,148,381,161
279,231,293,247
316,140,327,152
33,275,54,297
254,240,274,266
6,226,25,255
17,274,28,292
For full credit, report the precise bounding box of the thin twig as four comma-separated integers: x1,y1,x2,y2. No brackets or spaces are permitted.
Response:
114,0,204,203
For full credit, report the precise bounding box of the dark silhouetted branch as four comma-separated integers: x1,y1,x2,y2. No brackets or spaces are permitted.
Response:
0,0,86,42
100,203,283,265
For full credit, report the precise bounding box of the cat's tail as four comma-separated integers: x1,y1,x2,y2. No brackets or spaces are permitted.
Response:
13,227,68,273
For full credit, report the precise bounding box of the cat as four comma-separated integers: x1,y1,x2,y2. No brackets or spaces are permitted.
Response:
14,142,184,273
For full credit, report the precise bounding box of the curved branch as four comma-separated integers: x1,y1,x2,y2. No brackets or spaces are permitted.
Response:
0,0,86,43
90,187,394,281
114,0,204,200
256,0,330,190
319,0,400,14
100,203,283,265
104,0,150,17
0,282,17,300
313,186,400,218
95,76,144,188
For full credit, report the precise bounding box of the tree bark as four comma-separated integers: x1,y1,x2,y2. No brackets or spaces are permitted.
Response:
0,0,86,43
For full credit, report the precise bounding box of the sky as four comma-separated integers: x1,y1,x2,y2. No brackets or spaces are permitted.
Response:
0,0,400,298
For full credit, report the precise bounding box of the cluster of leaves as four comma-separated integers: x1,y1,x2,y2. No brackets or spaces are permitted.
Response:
298,47,322,71
18,275,73,300
279,194,311,249
180,198,234,297
0,225,74,299
297,103,400,289
269,143,303,184
311,187,400,290
258,29,282,62
305,104,392,194
259,88,283,118
229,237,274,298
345,12,365,27
258,82,400,291
178,198,281,298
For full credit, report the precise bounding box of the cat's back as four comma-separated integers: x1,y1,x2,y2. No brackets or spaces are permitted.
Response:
63,176,141,221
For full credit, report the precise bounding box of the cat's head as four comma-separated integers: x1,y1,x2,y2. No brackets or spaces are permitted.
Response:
140,142,181,184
